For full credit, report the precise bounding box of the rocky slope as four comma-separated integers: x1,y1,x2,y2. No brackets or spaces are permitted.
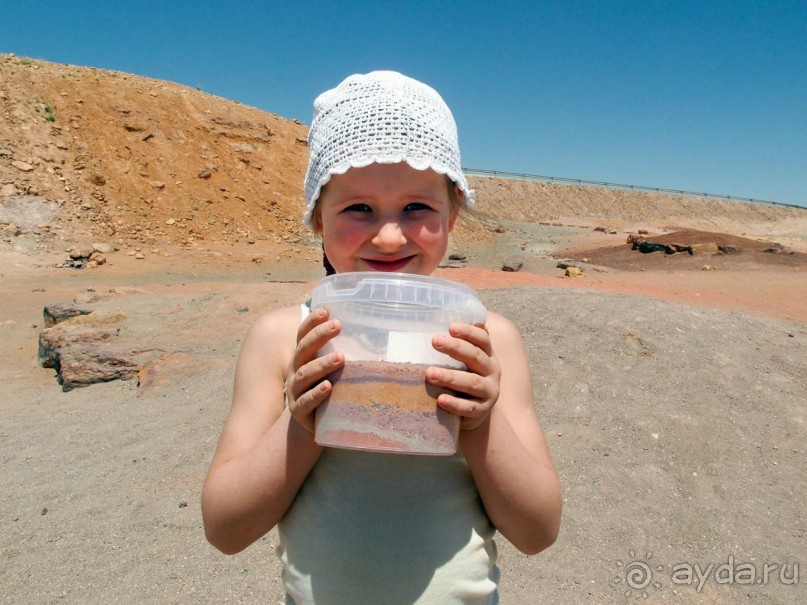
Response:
0,53,310,252
1,53,804,256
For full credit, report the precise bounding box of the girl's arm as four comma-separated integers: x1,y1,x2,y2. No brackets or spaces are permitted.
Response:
201,306,344,554
427,312,562,555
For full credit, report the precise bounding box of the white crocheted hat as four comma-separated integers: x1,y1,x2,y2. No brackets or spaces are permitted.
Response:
303,70,474,228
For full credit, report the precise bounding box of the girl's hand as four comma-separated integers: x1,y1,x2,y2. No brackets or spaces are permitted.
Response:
426,322,501,431
285,307,344,433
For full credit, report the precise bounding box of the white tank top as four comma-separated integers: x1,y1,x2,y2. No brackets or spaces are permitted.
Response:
276,305,499,604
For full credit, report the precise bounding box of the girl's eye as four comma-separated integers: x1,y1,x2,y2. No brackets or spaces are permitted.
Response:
404,202,433,212
344,203,372,213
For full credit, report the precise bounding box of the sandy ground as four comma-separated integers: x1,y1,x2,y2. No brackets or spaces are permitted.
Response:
1,223,805,605
2,56,805,603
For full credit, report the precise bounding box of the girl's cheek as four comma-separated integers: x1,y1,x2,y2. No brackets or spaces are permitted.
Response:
416,219,451,240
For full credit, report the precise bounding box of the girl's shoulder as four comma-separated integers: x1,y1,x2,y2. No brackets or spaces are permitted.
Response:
485,309,523,343
250,302,307,332
240,303,306,358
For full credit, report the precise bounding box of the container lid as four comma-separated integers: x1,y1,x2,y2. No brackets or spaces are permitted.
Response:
311,272,487,322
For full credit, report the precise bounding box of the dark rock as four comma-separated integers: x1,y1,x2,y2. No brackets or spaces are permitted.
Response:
38,309,140,391
43,303,93,327
448,253,467,261
633,241,679,254
502,259,523,272
440,260,466,269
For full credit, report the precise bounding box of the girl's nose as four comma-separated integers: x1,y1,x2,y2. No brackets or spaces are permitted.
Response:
372,221,407,249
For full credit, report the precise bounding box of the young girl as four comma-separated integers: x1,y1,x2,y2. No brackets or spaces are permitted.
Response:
202,71,561,604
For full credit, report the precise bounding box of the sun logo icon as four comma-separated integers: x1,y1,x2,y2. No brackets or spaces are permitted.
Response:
615,550,665,598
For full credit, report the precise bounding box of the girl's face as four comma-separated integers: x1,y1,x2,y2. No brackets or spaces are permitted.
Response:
316,163,458,276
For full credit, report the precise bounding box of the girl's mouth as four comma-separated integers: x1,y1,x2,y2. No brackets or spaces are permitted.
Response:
363,256,415,272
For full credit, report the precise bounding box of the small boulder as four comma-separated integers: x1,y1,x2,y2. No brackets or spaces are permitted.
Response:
689,242,720,255
231,143,256,154
89,251,106,266
92,242,115,254
3,223,21,236
69,247,92,260
43,303,93,328
11,160,34,172
565,267,584,278
502,259,523,272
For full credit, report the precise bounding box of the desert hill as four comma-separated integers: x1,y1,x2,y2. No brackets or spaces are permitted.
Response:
1,54,310,252
1,53,805,259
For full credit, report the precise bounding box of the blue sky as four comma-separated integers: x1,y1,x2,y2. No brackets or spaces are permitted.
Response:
2,0,806,207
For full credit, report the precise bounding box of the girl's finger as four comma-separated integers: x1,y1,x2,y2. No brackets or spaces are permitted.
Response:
448,322,493,355
426,366,488,400
432,334,492,376
289,380,333,433
296,306,329,342
289,351,343,400
436,391,485,417
292,318,342,370
435,392,493,432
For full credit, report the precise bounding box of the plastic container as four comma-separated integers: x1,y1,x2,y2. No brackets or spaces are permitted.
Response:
310,272,487,455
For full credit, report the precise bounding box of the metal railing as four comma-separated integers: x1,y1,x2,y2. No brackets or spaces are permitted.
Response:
462,167,805,210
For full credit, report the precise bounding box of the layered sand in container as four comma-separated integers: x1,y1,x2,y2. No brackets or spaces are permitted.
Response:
310,272,487,455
